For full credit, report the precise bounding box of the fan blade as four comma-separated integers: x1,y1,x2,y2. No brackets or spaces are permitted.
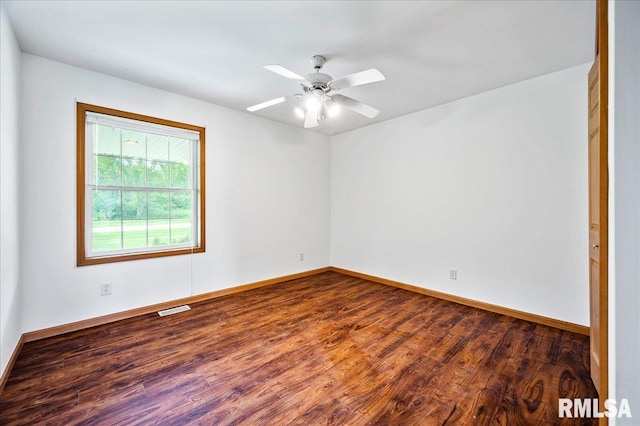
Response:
247,96,287,112
328,68,385,90
264,65,306,80
304,109,319,128
331,94,380,118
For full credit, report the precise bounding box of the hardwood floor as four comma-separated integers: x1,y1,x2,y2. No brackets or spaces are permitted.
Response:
0,271,597,425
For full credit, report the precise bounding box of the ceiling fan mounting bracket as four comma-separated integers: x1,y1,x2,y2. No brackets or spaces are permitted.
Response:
311,55,326,71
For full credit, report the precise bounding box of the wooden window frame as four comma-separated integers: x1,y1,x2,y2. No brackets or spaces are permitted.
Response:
76,102,205,266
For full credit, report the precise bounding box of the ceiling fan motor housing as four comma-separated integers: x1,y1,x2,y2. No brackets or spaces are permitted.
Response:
306,72,332,90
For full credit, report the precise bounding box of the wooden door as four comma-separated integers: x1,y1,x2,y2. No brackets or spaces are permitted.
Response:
588,58,607,398
588,1,608,413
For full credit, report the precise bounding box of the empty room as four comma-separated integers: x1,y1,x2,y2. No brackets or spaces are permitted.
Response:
1,0,638,424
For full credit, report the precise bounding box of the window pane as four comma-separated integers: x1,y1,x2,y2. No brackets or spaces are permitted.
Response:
148,191,169,219
94,155,121,186
147,161,169,188
150,221,170,246
122,158,146,187
170,163,190,189
121,129,146,160
123,219,148,249
171,192,191,219
92,190,122,252
170,137,190,164
93,220,122,252
147,134,169,161
94,124,120,156
92,190,121,221
122,191,147,220
171,219,191,245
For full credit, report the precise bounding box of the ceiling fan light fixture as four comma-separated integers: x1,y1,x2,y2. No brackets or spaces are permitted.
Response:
306,95,321,112
318,104,327,122
327,103,340,117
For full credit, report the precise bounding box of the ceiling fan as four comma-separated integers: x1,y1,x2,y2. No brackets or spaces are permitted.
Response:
247,55,385,128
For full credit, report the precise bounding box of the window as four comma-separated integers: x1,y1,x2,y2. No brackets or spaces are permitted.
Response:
77,103,205,265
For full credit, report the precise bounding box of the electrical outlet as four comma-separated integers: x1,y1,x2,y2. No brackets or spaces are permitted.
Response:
299,252,305,261
101,283,112,296
449,269,457,280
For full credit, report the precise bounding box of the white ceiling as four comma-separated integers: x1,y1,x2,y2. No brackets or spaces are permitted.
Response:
4,0,595,136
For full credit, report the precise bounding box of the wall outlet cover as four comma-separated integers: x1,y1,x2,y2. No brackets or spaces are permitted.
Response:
101,283,112,296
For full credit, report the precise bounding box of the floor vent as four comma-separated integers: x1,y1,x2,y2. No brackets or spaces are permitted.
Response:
158,305,191,317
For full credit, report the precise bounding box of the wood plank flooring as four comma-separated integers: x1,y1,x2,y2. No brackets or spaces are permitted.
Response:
0,271,597,425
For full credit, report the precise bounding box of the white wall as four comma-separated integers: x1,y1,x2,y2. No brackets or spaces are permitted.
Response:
19,54,330,333
0,5,23,375
331,63,590,325
609,0,640,422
